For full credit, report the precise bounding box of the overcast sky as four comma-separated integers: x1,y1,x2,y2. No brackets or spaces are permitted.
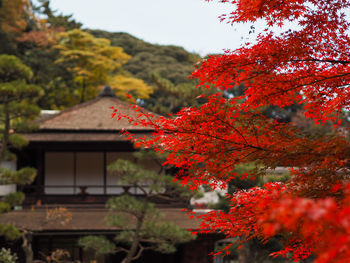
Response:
46,0,259,56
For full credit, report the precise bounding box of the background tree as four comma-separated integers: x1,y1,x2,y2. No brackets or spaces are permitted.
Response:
211,163,291,263
0,54,42,161
34,0,82,31
142,73,210,115
108,74,153,101
54,29,131,102
0,54,39,260
16,0,83,109
0,0,32,54
90,30,205,114
0,167,37,262
79,155,197,263
117,0,350,262
0,0,30,34
0,0,205,111
89,30,201,85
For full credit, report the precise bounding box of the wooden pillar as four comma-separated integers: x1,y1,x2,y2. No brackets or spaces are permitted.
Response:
36,148,45,202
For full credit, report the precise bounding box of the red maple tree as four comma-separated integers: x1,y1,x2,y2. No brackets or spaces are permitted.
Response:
113,0,350,262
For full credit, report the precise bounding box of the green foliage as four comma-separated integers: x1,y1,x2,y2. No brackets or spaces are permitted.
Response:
9,1,82,110
108,158,196,200
0,202,11,213
141,221,194,254
1,167,36,185
8,134,28,149
0,168,13,184
3,192,25,207
132,148,166,162
34,0,82,30
4,15,203,111
141,73,212,115
107,195,159,224
92,193,195,260
20,46,77,109
114,230,135,246
89,30,200,85
0,54,32,80
88,30,207,115
0,54,42,161
80,155,196,262
0,248,18,263
108,159,167,192
79,236,116,256
0,224,21,241
0,167,35,243
12,167,36,185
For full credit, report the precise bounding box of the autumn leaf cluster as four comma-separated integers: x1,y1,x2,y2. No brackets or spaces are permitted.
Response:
114,0,350,262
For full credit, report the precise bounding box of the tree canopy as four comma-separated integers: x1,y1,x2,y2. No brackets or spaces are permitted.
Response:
79,154,196,263
0,54,42,161
54,29,131,102
0,0,203,112
89,30,200,85
116,0,350,262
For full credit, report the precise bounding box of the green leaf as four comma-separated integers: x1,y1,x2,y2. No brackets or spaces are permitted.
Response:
8,134,28,149
79,236,116,256
3,192,25,207
13,167,36,185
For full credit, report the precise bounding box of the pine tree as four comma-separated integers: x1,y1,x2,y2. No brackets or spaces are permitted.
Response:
0,54,42,161
79,153,197,263
0,54,39,245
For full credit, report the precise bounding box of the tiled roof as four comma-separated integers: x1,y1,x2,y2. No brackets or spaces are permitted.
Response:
0,207,200,231
37,96,156,131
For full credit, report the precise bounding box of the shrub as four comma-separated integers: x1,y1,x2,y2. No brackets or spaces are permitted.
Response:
0,248,18,263
3,192,25,207
0,202,11,213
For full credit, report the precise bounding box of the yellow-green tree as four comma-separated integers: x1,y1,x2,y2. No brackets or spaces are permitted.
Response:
55,29,152,102
109,75,153,101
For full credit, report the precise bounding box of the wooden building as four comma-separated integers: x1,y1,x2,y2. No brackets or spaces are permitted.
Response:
0,87,221,263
